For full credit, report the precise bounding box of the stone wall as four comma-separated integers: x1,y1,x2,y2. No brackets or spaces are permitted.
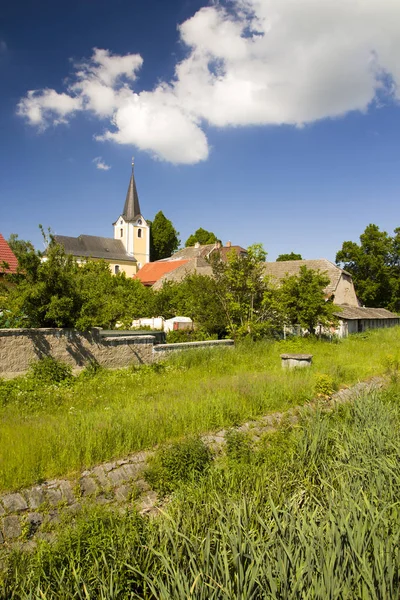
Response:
0,328,155,378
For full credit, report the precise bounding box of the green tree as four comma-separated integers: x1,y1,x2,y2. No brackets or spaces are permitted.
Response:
185,228,219,247
279,266,337,335
210,244,282,338
336,224,400,310
149,211,180,261
7,233,41,281
276,252,303,262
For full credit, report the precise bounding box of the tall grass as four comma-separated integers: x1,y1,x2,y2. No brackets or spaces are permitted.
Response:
0,328,399,492
3,383,400,598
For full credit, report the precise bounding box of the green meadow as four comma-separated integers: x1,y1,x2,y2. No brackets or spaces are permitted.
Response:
0,327,399,493
3,382,400,598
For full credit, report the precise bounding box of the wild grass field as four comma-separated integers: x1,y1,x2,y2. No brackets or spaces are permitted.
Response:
2,382,400,598
1,328,400,493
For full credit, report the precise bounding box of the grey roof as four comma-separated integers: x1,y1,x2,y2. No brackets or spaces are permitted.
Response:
54,235,137,262
152,257,213,290
159,244,217,262
122,166,141,222
263,259,350,295
334,305,400,320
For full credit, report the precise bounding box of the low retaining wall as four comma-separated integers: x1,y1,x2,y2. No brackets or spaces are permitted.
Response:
0,329,235,378
0,328,154,378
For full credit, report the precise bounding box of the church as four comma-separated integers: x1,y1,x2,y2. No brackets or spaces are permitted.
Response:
54,163,150,276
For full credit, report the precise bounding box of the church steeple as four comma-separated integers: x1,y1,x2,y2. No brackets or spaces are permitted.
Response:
122,158,141,221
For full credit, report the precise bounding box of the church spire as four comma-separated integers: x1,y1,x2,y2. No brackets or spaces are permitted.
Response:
122,158,141,221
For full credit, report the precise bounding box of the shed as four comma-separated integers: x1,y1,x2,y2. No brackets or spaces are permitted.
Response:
334,305,400,336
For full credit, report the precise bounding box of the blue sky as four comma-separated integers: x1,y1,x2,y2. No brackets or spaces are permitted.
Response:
1,0,400,261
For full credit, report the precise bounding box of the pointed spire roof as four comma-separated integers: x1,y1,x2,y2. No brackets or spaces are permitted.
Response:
122,160,141,221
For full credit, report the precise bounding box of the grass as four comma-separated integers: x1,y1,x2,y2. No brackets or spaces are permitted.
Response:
0,327,399,493
3,383,400,598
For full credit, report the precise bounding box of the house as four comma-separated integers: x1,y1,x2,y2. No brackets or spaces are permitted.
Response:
135,241,246,289
263,259,359,307
0,233,18,277
54,161,150,276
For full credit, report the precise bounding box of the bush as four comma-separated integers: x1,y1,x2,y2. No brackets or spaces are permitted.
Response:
225,429,253,463
166,329,218,344
29,357,73,386
314,373,335,398
145,437,213,495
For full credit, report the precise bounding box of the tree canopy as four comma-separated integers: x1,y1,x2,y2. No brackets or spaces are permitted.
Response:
278,266,337,335
149,211,180,261
336,224,400,311
276,252,303,262
185,228,219,247
1,232,154,329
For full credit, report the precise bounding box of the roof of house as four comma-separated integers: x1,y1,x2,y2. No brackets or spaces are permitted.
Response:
263,259,350,295
0,233,18,274
122,165,141,222
135,260,190,285
160,243,247,263
334,305,400,320
152,257,213,290
54,234,137,262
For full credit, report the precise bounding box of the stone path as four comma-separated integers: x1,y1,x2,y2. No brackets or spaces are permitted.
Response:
0,377,384,551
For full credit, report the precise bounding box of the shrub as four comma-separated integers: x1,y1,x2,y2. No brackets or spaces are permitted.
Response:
166,329,218,344
29,357,73,386
314,373,335,398
78,360,103,380
225,429,253,463
145,437,213,495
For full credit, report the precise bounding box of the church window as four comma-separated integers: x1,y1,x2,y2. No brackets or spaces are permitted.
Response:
138,219,142,225
138,228,142,238
115,265,120,274
120,228,123,238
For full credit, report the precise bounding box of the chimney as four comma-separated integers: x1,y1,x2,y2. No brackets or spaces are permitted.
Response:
226,241,232,248
194,242,200,248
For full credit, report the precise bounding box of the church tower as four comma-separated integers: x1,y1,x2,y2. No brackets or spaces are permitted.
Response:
113,161,150,269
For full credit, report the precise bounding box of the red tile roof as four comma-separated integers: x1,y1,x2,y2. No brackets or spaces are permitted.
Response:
0,233,18,274
134,260,189,286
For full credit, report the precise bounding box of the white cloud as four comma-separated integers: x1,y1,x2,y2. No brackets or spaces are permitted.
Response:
93,156,111,171
17,0,400,164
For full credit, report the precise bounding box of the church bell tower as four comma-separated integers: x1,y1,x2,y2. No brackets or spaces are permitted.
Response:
113,160,150,269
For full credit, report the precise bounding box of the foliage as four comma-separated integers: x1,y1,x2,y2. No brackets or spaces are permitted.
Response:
0,327,399,492
279,265,338,334
225,429,253,463
29,357,73,386
1,229,155,329
4,387,400,598
336,223,400,310
314,373,335,397
210,243,283,338
6,233,41,282
185,227,219,247
148,211,180,261
276,252,303,261
165,329,218,343
145,437,213,495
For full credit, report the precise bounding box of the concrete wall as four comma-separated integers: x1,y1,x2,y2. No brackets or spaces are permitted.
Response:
0,328,154,378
